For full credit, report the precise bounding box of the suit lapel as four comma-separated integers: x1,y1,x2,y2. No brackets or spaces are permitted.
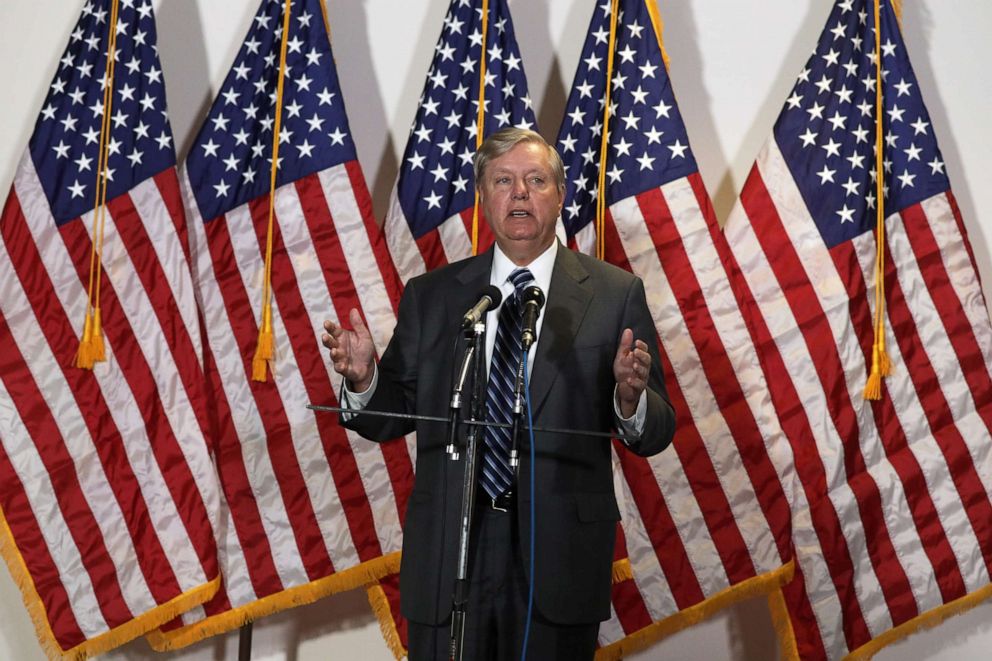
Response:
445,249,494,330
528,247,592,417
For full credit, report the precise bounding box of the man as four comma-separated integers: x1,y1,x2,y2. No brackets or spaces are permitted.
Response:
322,128,675,660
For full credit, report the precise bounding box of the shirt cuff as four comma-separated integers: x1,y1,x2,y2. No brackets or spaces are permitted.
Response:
340,364,378,420
614,386,647,440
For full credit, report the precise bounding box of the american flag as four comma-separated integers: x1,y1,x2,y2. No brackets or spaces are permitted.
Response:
151,0,413,649
383,0,541,283
554,0,793,654
724,0,992,658
0,0,222,656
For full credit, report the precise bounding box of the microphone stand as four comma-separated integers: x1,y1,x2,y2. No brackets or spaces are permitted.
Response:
448,320,487,661
508,354,526,471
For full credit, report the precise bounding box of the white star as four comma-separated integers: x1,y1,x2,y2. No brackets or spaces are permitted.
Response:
112,110,128,128
135,121,150,139
68,88,86,105
592,26,609,44
52,141,71,158
847,152,866,169
584,53,602,71
894,78,913,97
857,100,873,117
75,154,93,171
606,164,624,184
842,61,859,78
928,158,945,175
897,170,916,188
806,102,825,120
822,49,840,66
59,115,78,132
423,190,443,209
841,177,860,197
155,131,172,150
328,128,346,145
817,165,836,184
799,128,818,147
565,200,581,219
653,100,672,118
631,85,649,105
107,137,122,156
614,137,632,156
668,140,688,159
644,126,664,144
559,134,577,153
287,36,304,54
639,61,658,79
620,111,639,130
814,75,833,95
568,107,585,125
40,104,57,121
453,176,468,193
213,180,231,199
285,100,303,118
222,88,239,106
202,139,220,157
887,105,905,122
834,85,853,104
851,125,869,144
904,143,922,162
636,152,655,171
145,66,162,84
317,88,335,106
118,82,135,101
68,180,86,198
127,149,144,167
90,99,105,117
617,45,637,64
829,22,846,40
822,138,842,157
82,126,100,145
140,93,156,112
910,117,929,136
827,111,846,131
306,47,322,67
881,39,897,57
786,92,803,109
212,114,230,131
296,74,313,92
298,10,313,27
430,164,448,182
414,125,432,142
505,53,522,71
836,204,856,223
298,140,315,158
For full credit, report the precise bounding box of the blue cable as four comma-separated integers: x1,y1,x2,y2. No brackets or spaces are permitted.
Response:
520,348,536,661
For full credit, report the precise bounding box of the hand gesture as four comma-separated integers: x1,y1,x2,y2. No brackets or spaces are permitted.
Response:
322,308,376,392
613,328,651,419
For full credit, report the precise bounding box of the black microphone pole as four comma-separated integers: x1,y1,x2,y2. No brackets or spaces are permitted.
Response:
511,285,544,469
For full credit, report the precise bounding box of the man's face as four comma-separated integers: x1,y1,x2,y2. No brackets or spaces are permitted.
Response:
478,141,564,265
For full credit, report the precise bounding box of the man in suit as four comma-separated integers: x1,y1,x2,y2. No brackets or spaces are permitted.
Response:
322,128,675,660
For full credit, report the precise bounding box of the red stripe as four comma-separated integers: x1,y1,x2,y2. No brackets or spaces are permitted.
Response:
60,218,220,585
458,206,495,256
153,169,192,268
203,340,282,598
864,239,971,602
204,206,333,581
379,573,407,650
782,562,829,661
944,190,982,288
0,315,133,629
344,161,403,313
737,165,870,648
617,450,705,608
2,194,186,607
902,202,992,414
692,172,794,561
610,578,654,636
894,205,992,574
281,178,384,561
415,228,448,272
634,185,772,582
107,192,213,451
747,170,916,628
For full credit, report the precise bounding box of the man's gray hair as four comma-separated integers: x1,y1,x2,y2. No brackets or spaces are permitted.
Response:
473,127,565,191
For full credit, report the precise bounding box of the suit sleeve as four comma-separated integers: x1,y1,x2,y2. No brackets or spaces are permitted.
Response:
620,276,676,457
340,278,422,442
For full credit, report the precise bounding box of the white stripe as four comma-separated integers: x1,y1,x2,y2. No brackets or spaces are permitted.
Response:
573,221,596,255
17,160,214,597
384,187,425,284
0,377,108,639
612,448,677,621
181,170,308,590
437,212,473,264
920,194,992,383
129,176,204,369
276,181,402,559
597,604,626,648
214,486,256,608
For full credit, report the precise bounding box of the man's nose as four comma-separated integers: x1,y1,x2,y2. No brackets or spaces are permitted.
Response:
511,179,528,199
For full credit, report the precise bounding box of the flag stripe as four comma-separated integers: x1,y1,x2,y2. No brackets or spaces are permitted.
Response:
0,311,133,630
204,210,333,582
0,405,87,647
154,169,195,272
736,161,871,648
262,197,384,564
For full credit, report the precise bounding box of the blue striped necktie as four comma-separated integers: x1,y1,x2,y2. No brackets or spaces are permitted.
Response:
481,267,535,500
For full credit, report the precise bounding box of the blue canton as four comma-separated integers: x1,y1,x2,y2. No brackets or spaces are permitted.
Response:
556,0,697,239
185,0,357,222
774,0,949,249
396,0,537,239
29,0,176,226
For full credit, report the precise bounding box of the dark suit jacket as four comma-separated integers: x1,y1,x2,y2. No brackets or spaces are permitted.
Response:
343,244,675,626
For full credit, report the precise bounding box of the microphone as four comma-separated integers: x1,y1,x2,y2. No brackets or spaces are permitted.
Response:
520,285,545,351
461,285,503,330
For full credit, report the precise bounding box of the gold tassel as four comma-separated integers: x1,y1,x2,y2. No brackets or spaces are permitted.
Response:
863,346,882,400
89,306,106,363
251,304,274,382
877,331,892,376
74,310,95,369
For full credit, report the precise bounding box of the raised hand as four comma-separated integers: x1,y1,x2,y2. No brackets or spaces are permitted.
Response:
613,328,651,419
322,308,376,392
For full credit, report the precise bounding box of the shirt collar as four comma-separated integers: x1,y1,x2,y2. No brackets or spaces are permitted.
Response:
491,240,558,294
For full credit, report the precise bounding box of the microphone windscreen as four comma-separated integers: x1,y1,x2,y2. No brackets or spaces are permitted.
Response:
522,284,545,309
481,284,503,308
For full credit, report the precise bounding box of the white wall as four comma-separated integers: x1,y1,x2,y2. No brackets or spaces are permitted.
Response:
1,1,991,659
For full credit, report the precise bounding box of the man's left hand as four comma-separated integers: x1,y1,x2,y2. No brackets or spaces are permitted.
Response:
613,328,651,419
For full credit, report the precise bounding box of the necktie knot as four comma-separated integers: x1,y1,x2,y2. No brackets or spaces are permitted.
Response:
508,267,534,294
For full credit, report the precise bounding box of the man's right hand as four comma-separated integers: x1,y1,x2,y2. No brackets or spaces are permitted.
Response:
322,308,375,392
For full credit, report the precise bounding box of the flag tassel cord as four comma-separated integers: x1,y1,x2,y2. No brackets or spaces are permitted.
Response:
75,0,121,369
251,0,295,382
470,0,491,257
594,0,621,262
863,0,893,400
